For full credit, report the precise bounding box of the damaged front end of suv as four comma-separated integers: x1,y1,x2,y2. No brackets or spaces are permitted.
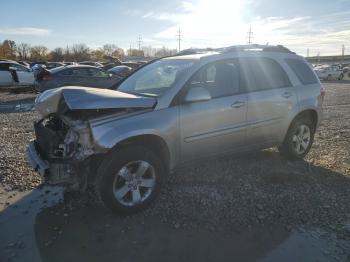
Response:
27,86,156,190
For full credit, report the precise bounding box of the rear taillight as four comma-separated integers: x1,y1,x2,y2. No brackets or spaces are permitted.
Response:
42,75,54,81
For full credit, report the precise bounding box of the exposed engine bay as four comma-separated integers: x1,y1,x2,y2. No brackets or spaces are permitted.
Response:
33,114,96,189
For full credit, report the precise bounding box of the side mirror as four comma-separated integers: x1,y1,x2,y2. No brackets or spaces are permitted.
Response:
184,86,211,103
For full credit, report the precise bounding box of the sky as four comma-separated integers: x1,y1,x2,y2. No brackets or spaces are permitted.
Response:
1,0,350,56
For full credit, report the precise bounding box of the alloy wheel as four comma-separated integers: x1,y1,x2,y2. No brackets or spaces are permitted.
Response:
112,160,156,206
291,124,311,155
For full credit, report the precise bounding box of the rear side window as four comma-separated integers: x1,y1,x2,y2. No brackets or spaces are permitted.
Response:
246,58,291,92
285,59,318,85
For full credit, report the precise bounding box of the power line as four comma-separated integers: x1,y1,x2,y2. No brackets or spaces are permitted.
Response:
247,26,253,45
176,29,183,52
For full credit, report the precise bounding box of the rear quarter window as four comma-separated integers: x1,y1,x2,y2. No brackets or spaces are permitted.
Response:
245,57,291,92
285,59,318,85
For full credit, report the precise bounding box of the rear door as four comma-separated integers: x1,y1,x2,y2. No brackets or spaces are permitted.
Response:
12,63,34,85
243,57,297,145
179,59,248,162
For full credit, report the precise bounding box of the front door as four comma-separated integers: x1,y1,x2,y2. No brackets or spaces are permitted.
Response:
179,59,248,162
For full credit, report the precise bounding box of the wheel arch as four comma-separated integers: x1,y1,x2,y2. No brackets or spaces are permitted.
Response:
283,109,318,143
87,134,171,185
112,134,171,172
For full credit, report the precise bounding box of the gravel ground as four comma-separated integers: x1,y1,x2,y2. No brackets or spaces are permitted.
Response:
0,82,349,261
0,90,37,103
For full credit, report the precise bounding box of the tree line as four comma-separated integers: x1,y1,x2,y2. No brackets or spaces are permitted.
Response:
0,39,178,62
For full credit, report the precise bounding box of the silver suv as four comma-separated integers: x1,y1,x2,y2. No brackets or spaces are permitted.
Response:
27,45,324,213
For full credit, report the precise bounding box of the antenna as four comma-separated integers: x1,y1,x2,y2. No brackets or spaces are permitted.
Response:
247,26,253,45
176,28,183,52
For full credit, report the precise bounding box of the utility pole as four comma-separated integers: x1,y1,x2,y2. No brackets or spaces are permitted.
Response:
317,52,320,63
247,26,253,45
129,43,131,57
342,44,345,62
176,28,183,52
137,35,142,53
307,48,310,57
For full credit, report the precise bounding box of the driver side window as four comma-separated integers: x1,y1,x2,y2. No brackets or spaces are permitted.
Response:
188,59,241,99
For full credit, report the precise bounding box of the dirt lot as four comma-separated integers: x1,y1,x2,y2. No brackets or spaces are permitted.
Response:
0,83,349,262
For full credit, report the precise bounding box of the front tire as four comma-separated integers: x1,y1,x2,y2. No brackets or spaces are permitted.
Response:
279,117,315,159
96,146,165,214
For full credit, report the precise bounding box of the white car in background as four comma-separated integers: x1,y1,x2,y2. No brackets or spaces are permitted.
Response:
0,61,35,88
314,65,343,80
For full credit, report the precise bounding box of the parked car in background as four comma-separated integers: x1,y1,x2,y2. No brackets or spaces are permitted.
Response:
34,65,122,92
0,61,35,88
102,62,121,71
314,65,343,80
46,62,65,70
121,62,142,70
18,61,30,67
63,62,77,66
27,45,324,214
79,61,103,67
108,65,132,78
30,61,47,68
32,64,47,79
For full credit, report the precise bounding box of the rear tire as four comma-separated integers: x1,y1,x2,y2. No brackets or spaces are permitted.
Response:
96,146,165,214
279,117,315,159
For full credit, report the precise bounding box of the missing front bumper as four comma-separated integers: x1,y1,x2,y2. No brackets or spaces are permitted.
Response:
26,141,77,185
27,141,49,176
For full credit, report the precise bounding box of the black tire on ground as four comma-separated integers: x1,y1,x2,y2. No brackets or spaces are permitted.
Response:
327,74,332,81
339,73,344,80
96,146,165,214
278,117,315,159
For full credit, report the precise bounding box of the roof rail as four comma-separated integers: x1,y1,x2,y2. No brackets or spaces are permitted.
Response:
221,44,295,54
175,48,218,56
176,44,295,56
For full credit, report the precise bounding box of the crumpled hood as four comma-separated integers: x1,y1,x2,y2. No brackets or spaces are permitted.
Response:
35,86,157,118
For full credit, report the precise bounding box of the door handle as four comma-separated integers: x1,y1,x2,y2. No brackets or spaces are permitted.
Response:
282,92,292,98
231,101,245,108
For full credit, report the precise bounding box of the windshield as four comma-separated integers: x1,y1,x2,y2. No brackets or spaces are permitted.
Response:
117,59,194,97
